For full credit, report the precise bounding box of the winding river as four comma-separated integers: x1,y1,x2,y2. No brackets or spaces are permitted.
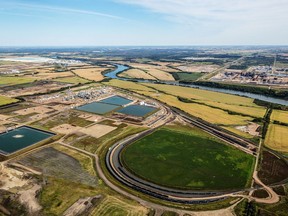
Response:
105,64,288,106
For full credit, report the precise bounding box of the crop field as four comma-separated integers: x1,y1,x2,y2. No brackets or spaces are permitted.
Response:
119,69,157,80
53,76,89,84
0,95,18,106
0,76,36,86
72,67,109,81
106,79,156,93
145,68,175,81
106,80,254,125
25,71,74,80
150,93,253,125
122,125,255,190
142,83,266,118
265,124,288,153
91,196,148,216
271,110,288,124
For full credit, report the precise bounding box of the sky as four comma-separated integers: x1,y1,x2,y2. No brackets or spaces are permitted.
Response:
0,0,288,46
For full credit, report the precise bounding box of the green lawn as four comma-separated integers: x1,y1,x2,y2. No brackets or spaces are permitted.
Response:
122,126,255,191
172,72,204,81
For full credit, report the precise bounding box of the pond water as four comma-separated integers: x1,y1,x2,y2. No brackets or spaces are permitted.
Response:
0,126,54,155
100,95,132,106
104,64,288,106
76,102,120,115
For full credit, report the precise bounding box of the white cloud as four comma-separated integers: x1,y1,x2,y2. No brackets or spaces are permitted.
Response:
116,0,288,44
1,2,124,20
117,0,288,22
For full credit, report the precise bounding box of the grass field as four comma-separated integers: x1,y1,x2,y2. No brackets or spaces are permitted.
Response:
271,110,288,124
122,125,255,190
54,76,89,84
265,124,288,152
0,76,36,86
39,177,98,215
90,196,148,216
172,72,204,81
0,95,18,106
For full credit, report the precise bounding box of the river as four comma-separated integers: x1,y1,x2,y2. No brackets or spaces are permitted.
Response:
105,64,288,106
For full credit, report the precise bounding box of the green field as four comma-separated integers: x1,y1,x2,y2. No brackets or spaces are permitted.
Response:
0,95,18,106
0,76,36,86
54,76,89,84
122,125,255,191
172,72,204,81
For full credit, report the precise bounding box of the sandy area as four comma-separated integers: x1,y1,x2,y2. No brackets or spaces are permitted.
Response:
79,113,103,122
15,106,53,115
177,64,219,73
80,124,117,138
0,114,10,121
0,163,42,214
236,122,260,136
51,124,82,134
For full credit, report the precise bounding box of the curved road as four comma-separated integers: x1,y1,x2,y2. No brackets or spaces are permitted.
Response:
105,102,260,203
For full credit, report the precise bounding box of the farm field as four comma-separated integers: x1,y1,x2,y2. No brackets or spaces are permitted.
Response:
122,125,255,190
0,76,36,86
271,110,288,124
119,69,157,80
90,196,149,216
53,76,89,84
25,71,74,80
72,67,110,81
265,124,288,153
142,83,266,118
0,95,18,106
105,80,255,125
145,68,175,81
